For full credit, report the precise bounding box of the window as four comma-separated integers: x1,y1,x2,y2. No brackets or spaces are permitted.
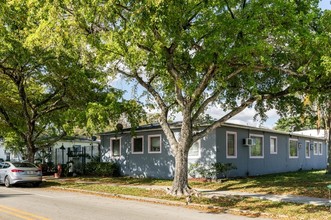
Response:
289,139,298,158
250,135,264,158
314,142,318,155
110,138,121,157
2,163,10,169
148,135,161,153
189,140,200,158
305,141,310,158
132,136,144,154
226,131,237,158
318,142,323,155
270,136,277,154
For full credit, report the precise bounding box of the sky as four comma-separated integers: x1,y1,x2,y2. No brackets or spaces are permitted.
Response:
320,0,331,9
112,0,331,129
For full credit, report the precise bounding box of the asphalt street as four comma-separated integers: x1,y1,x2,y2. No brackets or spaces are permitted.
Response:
0,186,271,220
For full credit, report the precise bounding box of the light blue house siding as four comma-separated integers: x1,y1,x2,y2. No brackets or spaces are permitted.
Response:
100,123,327,179
216,125,327,177
101,128,176,179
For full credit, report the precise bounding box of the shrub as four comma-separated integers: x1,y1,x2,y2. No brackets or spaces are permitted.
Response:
85,161,120,177
213,162,237,178
188,162,237,180
188,163,215,179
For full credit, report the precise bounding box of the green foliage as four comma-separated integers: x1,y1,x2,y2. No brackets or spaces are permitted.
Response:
213,162,237,178
0,0,146,161
51,0,325,121
274,116,318,132
85,94,146,134
14,0,330,193
0,0,96,160
85,161,120,177
188,162,237,179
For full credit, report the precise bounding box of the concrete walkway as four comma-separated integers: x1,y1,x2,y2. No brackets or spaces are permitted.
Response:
199,189,330,206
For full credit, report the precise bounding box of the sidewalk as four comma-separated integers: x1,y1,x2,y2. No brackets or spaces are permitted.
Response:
198,189,330,206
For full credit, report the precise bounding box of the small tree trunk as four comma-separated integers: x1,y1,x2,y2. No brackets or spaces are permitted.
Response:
327,120,331,173
170,146,191,196
26,148,35,162
26,141,36,163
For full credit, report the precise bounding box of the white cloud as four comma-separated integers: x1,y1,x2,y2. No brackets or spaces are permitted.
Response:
205,106,279,128
169,105,279,128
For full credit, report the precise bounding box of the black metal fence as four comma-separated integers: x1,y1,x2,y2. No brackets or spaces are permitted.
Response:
53,144,100,174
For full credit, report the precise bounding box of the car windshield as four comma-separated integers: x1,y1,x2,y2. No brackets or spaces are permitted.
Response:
12,162,36,168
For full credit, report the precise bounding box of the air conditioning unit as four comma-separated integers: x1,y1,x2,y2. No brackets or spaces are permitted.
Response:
243,138,253,146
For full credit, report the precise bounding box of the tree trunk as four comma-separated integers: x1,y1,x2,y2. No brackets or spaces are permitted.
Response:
326,116,331,173
170,146,191,196
26,140,36,163
27,150,35,163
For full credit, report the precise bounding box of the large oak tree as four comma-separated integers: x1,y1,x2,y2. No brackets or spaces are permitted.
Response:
0,1,100,161
0,1,145,162
47,0,327,195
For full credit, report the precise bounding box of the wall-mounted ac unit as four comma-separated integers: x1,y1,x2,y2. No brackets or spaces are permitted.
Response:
243,138,253,146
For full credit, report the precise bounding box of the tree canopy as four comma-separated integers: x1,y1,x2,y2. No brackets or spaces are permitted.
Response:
15,0,330,194
0,0,145,161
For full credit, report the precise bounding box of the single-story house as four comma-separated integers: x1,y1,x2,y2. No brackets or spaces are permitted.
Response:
49,136,100,165
99,122,328,179
33,136,100,174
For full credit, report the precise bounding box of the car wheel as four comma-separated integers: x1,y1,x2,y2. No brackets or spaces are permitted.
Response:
32,182,42,187
4,176,11,188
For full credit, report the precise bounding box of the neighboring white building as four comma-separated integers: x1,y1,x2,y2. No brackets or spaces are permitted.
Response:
293,129,329,139
0,137,22,161
0,137,6,161
50,137,100,165
0,137,100,166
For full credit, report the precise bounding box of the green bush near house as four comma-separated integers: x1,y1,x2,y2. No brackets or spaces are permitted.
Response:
189,162,237,180
85,161,120,177
213,162,237,178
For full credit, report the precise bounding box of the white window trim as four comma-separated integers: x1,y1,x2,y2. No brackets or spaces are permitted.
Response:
313,142,318,155
226,131,237,159
289,138,299,159
318,142,323,155
188,140,201,158
131,136,144,154
270,136,278,155
249,134,264,159
110,137,121,157
305,141,310,159
148,134,162,154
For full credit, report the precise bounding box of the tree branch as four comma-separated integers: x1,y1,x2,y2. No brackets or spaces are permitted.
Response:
39,102,69,116
116,67,168,113
193,95,257,142
164,43,185,107
189,63,218,107
0,105,25,139
192,67,243,121
137,44,154,53
255,65,300,76
193,86,292,142
225,0,236,19
116,67,178,147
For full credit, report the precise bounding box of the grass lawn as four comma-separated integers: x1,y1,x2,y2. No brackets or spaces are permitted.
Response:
44,170,331,220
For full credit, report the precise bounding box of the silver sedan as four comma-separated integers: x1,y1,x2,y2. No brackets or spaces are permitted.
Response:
0,162,42,187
